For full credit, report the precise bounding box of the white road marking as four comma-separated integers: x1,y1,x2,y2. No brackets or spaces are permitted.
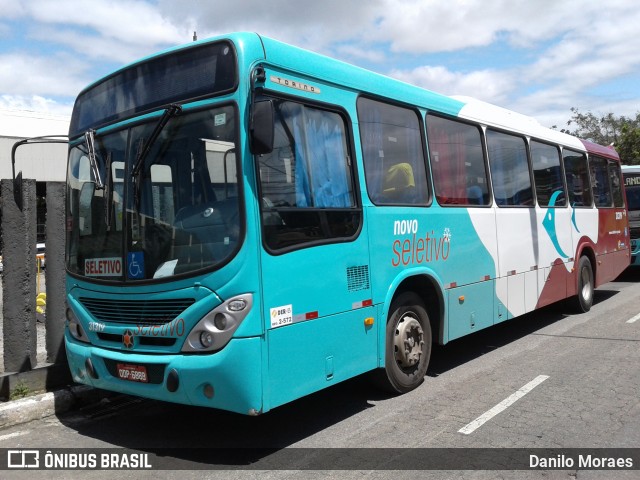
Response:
626,313,640,324
0,430,30,442
458,375,550,435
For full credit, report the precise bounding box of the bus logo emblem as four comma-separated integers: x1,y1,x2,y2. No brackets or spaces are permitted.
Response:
123,330,135,349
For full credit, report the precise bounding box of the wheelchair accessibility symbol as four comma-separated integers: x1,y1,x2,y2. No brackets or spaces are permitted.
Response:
127,252,145,279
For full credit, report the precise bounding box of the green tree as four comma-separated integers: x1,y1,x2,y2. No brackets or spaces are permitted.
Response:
557,109,640,164
618,123,640,165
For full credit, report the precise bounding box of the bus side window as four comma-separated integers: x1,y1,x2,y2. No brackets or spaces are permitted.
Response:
563,150,592,207
487,130,533,207
357,97,429,206
256,99,360,251
531,140,566,207
609,160,624,208
590,156,612,207
426,114,489,206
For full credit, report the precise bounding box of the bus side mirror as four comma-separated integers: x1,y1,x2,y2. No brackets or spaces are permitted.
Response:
250,100,274,155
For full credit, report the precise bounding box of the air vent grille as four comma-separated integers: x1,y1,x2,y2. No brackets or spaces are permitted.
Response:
347,265,370,292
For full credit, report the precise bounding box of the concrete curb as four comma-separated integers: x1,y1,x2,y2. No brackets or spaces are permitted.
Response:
0,385,103,430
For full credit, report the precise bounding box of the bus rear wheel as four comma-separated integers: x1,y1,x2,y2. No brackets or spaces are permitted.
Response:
573,255,594,313
373,292,432,394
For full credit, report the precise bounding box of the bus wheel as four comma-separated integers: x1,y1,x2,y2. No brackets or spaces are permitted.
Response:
374,292,432,394
573,256,594,313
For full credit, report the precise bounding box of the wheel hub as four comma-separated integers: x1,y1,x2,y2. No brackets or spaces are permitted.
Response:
394,314,424,368
581,267,592,301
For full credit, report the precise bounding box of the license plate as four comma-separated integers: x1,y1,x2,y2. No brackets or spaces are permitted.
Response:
117,363,148,383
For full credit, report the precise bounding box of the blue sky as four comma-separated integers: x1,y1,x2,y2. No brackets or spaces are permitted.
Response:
1,0,639,130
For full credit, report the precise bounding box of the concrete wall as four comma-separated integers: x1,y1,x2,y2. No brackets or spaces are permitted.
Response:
1,178,38,372
1,180,67,379
0,108,70,182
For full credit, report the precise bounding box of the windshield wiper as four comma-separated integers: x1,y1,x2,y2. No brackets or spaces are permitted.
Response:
84,129,104,189
131,104,182,178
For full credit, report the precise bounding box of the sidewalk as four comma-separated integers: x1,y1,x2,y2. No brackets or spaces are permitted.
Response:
0,385,106,429
0,272,107,430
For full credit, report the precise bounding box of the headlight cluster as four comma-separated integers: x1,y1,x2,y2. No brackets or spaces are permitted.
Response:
182,294,253,352
66,307,90,343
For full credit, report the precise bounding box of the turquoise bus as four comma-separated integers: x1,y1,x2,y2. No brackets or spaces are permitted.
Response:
622,165,640,265
64,32,630,414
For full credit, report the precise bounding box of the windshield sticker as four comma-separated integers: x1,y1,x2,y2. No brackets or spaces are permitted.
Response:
270,304,293,328
85,257,122,277
214,113,226,126
127,252,145,279
153,259,178,279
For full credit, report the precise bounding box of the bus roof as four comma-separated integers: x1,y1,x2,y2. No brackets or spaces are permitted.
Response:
73,31,619,161
258,34,465,117
454,96,587,151
580,138,620,160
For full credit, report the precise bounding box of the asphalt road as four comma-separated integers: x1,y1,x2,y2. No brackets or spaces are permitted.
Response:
1,268,639,479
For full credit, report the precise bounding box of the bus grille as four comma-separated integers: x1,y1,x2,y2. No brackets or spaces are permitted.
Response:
79,297,195,325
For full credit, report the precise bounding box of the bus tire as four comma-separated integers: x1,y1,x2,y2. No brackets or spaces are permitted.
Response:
373,292,432,394
573,256,594,313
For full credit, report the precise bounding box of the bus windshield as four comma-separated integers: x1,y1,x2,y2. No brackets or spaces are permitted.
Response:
66,105,241,282
625,173,640,211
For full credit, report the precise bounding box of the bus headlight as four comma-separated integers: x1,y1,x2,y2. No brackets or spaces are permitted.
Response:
66,307,90,343
213,313,228,330
199,331,214,348
182,293,253,353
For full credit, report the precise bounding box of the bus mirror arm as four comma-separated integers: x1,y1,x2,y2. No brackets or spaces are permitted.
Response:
250,99,275,155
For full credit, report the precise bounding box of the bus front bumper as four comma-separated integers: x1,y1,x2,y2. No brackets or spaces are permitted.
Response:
65,333,263,415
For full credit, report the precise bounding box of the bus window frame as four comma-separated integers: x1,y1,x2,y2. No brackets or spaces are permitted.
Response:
561,147,594,209
529,138,568,209
589,154,615,209
485,127,535,208
356,95,433,208
425,112,492,208
608,158,625,208
254,92,364,256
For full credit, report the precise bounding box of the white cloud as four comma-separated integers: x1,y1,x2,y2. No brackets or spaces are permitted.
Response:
24,0,184,47
0,0,637,130
157,0,383,53
0,52,88,97
335,44,387,64
388,65,514,105
29,26,165,65
0,0,26,18
0,94,72,116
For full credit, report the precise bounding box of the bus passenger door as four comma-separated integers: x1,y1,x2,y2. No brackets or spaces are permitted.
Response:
254,99,375,410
